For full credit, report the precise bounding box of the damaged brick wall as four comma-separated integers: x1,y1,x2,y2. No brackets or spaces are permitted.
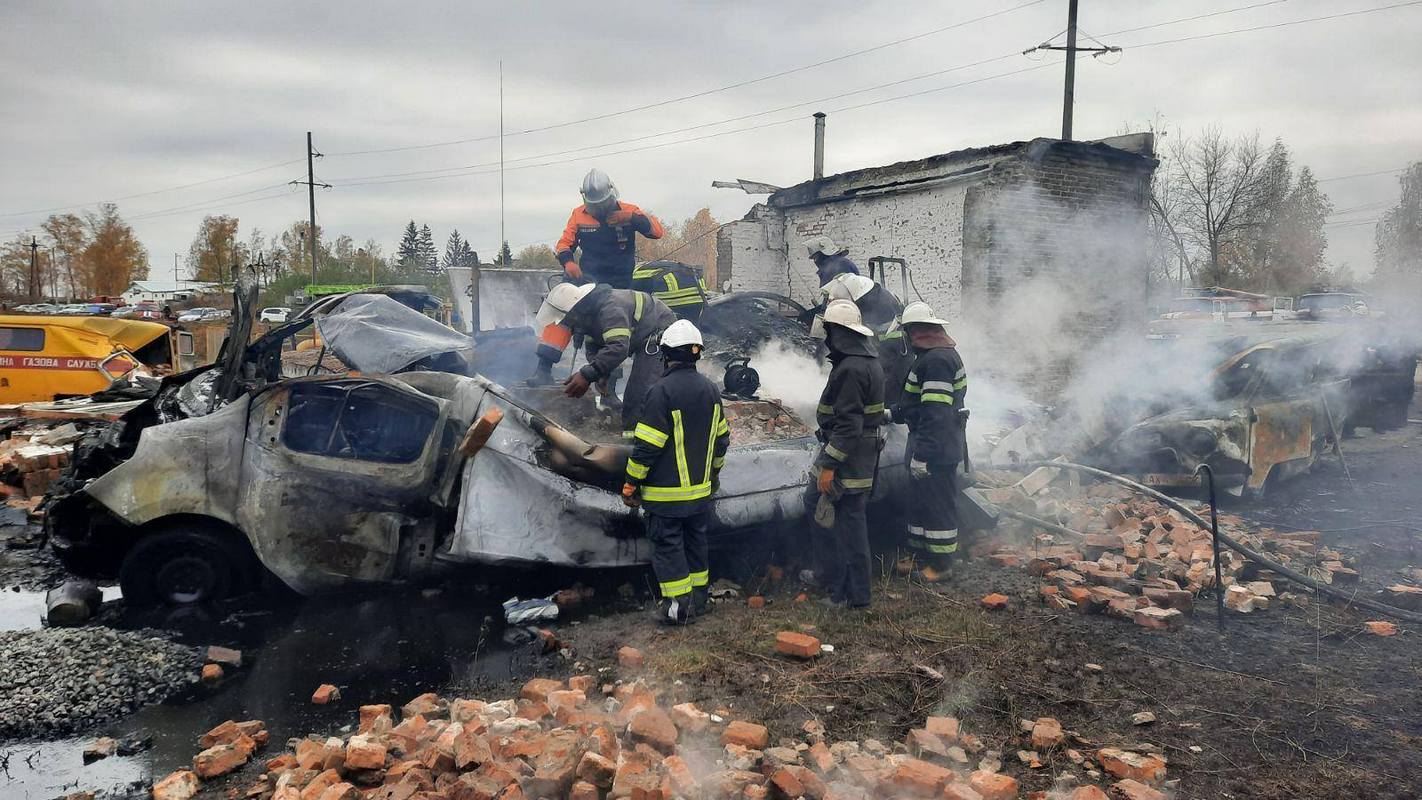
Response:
961,143,1155,396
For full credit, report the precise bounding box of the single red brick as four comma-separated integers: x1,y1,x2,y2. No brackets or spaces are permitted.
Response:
722,721,770,750
923,716,960,742
968,771,1018,800
771,767,805,799
881,758,952,796
629,707,679,753
980,593,1009,610
1108,779,1166,800
748,596,767,609
775,631,821,659
1030,717,1064,750
310,684,340,705
618,646,646,669
1069,787,1109,800
520,678,563,703
570,781,600,800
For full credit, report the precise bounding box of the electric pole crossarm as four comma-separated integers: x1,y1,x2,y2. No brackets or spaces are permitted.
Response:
288,132,331,286
1022,0,1119,141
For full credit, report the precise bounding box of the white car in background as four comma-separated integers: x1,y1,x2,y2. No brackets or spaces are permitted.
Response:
177,307,217,322
260,307,291,323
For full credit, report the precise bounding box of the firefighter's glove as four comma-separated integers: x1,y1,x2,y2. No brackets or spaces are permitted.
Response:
817,467,836,495
563,371,592,398
621,482,641,508
605,208,635,225
563,261,583,281
910,459,930,480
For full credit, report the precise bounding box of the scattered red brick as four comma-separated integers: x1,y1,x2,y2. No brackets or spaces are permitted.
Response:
722,720,770,749
980,593,1009,610
968,770,1018,800
311,684,340,705
1108,779,1167,800
628,707,679,753
884,757,953,796
1363,620,1398,636
200,663,223,686
1029,717,1064,750
1096,748,1167,784
775,631,822,659
748,595,767,609
1070,787,1109,800
151,769,200,800
617,646,646,669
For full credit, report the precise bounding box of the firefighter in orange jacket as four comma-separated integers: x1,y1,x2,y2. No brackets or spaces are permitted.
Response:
557,169,666,289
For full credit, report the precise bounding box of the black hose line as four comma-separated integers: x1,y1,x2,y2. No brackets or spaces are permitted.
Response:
1020,461,1422,624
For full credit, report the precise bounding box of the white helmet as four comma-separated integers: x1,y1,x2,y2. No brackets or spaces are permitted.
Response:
660,319,704,350
580,168,619,206
897,300,950,328
822,298,873,337
536,283,596,327
804,235,846,259
821,273,876,302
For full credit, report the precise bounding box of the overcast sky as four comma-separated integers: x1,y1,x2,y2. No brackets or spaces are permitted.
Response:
2,0,1419,281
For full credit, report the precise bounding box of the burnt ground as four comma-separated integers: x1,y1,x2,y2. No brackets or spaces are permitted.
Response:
4,406,1419,799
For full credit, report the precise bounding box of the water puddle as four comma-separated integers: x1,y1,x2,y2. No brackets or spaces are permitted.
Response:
1,585,538,799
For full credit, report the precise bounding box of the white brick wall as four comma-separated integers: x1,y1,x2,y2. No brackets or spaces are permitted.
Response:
724,179,976,319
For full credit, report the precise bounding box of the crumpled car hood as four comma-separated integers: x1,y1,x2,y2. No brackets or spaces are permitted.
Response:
315,294,473,374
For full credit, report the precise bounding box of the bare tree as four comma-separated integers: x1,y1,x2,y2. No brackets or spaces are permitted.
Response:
1168,128,1266,287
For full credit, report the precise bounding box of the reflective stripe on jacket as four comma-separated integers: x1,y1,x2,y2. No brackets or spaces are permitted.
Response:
625,363,731,511
813,351,886,493
632,260,707,309
556,202,666,288
565,286,678,382
895,346,967,465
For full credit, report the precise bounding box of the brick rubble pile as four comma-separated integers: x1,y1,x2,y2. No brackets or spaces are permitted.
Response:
0,421,84,510
972,471,1363,630
150,674,1176,800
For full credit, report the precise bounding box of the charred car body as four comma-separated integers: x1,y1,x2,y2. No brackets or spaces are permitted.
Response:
48,278,908,604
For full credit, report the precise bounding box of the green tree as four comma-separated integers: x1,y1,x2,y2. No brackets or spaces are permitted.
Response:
514,243,559,269
418,224,438,272
497,240,512,266
442,230,471,271
1375,162,1422,286
396,221,421,271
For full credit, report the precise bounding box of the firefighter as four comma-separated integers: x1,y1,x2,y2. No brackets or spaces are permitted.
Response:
621,319,730,624
535,282,677,435
803,235,860,285
632,260,709,322
556,169,666,289
805,299,885,609
821,273,911,406
890,301,967,578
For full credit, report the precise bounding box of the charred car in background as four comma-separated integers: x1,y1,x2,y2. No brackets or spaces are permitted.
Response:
46,276,908,605
1106,322,1416,496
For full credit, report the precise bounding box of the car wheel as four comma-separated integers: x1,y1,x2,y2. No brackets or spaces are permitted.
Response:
119,527,241,606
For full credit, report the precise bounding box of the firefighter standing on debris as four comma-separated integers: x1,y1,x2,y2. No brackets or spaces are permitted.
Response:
622,320,730,624
556,169,666,289
803,235,860,285
805,299,885,609
535,282,677,436
632,260,709,322
891,301,968,577
821,273,911,406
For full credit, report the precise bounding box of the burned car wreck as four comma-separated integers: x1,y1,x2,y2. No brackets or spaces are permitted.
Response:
46,281,908,604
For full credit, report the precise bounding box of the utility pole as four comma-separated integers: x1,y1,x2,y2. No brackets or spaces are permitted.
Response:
290,132,331,286
1024,1,1118,141
499,61,506,266
174,253,180,284
27,237,38,301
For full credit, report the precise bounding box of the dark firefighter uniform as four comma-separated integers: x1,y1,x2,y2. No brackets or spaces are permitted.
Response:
632,260,709,322
625,362,730,615
894,343,967,565
557,202,666,289
806,328,885,608
562,286,677,433
814,253,860,285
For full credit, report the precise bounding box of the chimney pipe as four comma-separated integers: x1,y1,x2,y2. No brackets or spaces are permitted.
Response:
812,112,826,180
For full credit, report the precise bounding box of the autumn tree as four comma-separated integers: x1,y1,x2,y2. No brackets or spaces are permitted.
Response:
0,233,37,298
636,208,721,284
41,213,88,298
186,215,248,282
82,204,148,295
514,244,559,269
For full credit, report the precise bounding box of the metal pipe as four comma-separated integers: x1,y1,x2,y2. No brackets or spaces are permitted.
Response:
812,112,826,180
1024,460,1422,623
1195,464,1225,630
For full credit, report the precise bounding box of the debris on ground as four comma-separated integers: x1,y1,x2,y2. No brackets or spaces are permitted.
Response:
155,679,1174,800
0,627,203,739
971,470,1368,630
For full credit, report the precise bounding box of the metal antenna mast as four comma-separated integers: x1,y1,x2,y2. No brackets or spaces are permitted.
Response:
499,61,505,265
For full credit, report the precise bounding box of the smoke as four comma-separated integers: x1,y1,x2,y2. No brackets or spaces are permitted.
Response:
743,340,829,421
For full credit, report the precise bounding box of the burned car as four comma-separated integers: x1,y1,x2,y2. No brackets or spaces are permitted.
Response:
47,278,908,604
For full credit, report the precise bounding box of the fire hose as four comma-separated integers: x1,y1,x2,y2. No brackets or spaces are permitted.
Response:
1022,460,1422,624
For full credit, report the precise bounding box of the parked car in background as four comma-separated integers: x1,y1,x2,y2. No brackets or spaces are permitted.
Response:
177,307,217,322
57,304,97,315
259,307,291,323
12,303,60,314
1297,292,1371,320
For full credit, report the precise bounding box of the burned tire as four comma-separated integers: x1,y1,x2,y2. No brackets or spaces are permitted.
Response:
119,524,251,606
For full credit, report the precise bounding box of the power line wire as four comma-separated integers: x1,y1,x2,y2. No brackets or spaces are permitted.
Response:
324,0,1048,158
0,159,302,219
1117,0,1422,49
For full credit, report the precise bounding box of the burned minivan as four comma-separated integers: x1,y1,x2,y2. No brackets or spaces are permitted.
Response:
47,277,907,604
